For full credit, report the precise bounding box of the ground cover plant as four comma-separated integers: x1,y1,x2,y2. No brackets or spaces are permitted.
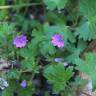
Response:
0,0,96,96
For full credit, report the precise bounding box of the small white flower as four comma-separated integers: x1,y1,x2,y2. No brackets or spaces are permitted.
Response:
3,80,9,87
0,77,9,90
86,80,92,91
54,58,69,67
54,58,63,62
63,62,68,67
30,14,35,20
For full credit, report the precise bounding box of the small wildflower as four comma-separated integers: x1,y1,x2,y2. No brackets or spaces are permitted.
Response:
0,78,8,90
54,58,68,67
54,58,63,62
30,14,35,20
39,14,45,22
20,80,27,88
52,34,64,48
13,35,27,48
63,62,68,67
86,80,92,91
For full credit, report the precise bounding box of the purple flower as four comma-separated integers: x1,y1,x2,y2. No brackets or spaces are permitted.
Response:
13,35,27,48
20,80,27,88
52,34,64,48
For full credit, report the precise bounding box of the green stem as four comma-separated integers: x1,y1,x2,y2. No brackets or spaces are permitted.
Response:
23,0,31,16
30,72,35,81
81,91,92,96
16,49,20,61
0,3,42,9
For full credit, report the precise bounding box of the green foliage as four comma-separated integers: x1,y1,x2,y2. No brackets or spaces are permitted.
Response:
43,64,73,93
0,22,15,39
21,58,39,73
66,40,87,63
0,0,96,95
79,0,96,19
6,69,21,79
28,29,45,56
39,41,56,56
0,22,15,59
75,53,96,90
2,80,16,96
20,48,40,73
79,0,96,40
20,48,33,59
2,80,34,96
17,84,35,96
75,21,96,41
45,11,66,24
76,22,92,41
44,0,68,10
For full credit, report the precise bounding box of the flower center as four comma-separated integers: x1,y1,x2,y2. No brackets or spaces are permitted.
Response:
18,37,22,42
57,37,62,42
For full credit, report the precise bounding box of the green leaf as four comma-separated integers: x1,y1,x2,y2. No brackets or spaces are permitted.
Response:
17,85,35,96
0,22,15,44
0,22,15,36
28,29,45,56
20,48,34,59
44,0,68,10
0,0,6,5
75,52,96,90
66,40,87,63
39,41,56,56
21,58,39,73
75,22,96,41
43,64,73,93
79,0,96,39
6,69,21,79
45,12,65,24
79,0,96,19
